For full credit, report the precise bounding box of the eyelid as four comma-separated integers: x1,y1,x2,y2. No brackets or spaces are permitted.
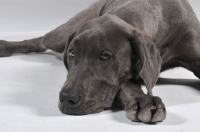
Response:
101,49,112,55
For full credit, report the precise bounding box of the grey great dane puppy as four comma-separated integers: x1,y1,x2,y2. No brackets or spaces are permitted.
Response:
1,0,200,123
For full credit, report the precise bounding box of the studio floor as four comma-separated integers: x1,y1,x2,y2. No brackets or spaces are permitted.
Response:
0,32,200,132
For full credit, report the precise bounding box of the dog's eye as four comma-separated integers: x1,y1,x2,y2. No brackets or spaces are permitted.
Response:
101,54,111,61
100,50,112,61
69,49,75,57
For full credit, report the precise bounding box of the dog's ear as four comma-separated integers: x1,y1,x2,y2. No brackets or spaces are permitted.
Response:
63,32,77,70
129,32,162,96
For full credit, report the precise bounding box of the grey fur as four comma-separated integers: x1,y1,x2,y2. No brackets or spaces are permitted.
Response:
1,0,200,123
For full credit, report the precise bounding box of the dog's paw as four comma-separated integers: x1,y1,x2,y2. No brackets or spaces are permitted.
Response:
126,96,166,123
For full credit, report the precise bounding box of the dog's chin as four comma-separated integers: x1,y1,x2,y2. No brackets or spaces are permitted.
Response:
58,102,105,115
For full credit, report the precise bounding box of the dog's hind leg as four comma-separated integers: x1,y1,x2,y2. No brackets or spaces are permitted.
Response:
178,32,200,79
193,69,200,79
0,37,46,57
181,62,200,79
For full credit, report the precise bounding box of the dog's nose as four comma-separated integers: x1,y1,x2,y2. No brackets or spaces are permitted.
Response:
59,91,81,106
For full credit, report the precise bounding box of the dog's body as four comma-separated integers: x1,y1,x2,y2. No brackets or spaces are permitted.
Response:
1,0,200,123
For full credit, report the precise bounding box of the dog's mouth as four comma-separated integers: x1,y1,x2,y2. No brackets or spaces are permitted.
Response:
58,101,105,115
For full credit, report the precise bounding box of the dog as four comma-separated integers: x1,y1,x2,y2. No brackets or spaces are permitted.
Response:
0,0,200,123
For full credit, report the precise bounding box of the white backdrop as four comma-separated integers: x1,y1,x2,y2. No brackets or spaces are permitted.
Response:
0,0,199,33
0,0,97,33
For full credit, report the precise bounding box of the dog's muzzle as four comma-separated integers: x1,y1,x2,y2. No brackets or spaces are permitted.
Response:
59,90,104,115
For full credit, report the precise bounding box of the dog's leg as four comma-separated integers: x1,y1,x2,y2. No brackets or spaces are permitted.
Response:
177,32,200,79
181,62,200,79
0,37,46,57
115,80,166,123
182,65,200,81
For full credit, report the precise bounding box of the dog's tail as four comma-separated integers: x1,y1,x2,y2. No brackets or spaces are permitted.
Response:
0,37,46,57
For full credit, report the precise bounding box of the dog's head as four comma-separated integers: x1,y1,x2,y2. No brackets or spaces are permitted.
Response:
59,14,162,115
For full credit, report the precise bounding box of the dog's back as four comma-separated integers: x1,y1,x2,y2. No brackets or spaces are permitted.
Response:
101,0,199,43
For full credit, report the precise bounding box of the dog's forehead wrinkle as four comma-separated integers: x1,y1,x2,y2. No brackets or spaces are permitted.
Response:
77,26,104,39
75,29,104,50
74,35,120,59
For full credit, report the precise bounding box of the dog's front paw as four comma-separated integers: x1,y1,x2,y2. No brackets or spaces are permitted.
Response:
126,96,166,123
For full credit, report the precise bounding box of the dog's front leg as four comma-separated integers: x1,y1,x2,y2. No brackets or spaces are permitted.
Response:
115,80,166,123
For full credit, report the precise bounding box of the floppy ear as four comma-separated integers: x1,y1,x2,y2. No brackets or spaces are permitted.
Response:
63,32,77,70
130,32,162,96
